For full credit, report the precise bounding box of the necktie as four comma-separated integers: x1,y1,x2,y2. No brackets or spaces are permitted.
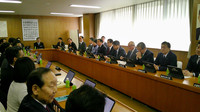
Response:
107,48,110,54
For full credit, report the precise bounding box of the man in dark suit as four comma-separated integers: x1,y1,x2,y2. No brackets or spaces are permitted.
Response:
56,37,65,50
97,39,107,55
183,42,200,77
135,42,154,65
34,37,45,49
105,39,116,56
0,46,24,109
18,67,64,112
67,38,77,53
86,37,94,53
154,41,177,71
78,36,86,54
112,40,126,60
120,41,138,63
101,36,108,48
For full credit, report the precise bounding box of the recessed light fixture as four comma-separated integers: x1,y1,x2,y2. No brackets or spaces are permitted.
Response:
50,12,82,17
70,4,101,9
0,10,15,13
0,0,22,3
50,12,74,15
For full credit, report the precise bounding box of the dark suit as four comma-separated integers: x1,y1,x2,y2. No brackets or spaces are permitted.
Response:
126,49,138,63
155,51,177,71
115,47,126,60
136,49,154,65
78,42,86,54
103,42,108,48
68,42,77,51
106,46,116,57
0,60,14,108
56,42,65,49
186,55,200,77
34,42,45,49
18,95,64,112
196,28,200,40
0,53,5,67
97,44,107,55
87,44,93,52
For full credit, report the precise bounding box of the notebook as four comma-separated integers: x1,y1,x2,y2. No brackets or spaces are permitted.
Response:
104,96,115,112
64,70,75,83
45,61,52,68
167,65,184,79
84,79,96,88
143,61,156,73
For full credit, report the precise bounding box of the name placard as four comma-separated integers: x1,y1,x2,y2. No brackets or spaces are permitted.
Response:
160,74,172,80
138,69,147,73
96,59,100,61
193,83,200,88
119,64,126,68
106,61,110,64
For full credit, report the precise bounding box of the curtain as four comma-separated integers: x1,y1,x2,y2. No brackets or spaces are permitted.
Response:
98,0,190,51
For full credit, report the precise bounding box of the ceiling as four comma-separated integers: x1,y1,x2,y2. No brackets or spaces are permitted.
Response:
0,0,156,17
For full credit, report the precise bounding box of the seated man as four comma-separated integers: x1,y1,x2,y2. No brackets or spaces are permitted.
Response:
101,36,108,48
120,41,137,63
0,42,10,67
56,37,65,50
91,39,99,55
67,38,77,52
0,46,24,109
0,38,7,44
18,67,64,112
13,39,22,48
112,40,126,60
65,85,105,112
97,39,107,55
78,36,86,54
154,41,177,71
34,37,45,49
135,42,154,65
183,42,200,77
86,37,94,53
105,39,116,57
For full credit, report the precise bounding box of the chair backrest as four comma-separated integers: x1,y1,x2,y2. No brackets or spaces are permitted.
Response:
177,61,183,69
0,101,5,112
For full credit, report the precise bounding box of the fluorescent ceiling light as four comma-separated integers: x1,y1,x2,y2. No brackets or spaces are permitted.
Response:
0,0,22,3
70,4,101,9
50,12,74,15
0,10,15,13
50,12,82,17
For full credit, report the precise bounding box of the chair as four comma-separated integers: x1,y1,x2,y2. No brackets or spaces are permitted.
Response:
0,101,5,112
177,61,183,69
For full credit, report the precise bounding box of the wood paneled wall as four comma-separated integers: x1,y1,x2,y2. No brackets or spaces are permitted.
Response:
191,0,200,55
0,15,79,48
83,14,95,46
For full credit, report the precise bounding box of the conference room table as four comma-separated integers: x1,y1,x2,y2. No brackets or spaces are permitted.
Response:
37,58,136,112
33,48,200,112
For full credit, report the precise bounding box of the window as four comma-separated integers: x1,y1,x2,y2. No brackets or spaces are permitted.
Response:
98,0,190,51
